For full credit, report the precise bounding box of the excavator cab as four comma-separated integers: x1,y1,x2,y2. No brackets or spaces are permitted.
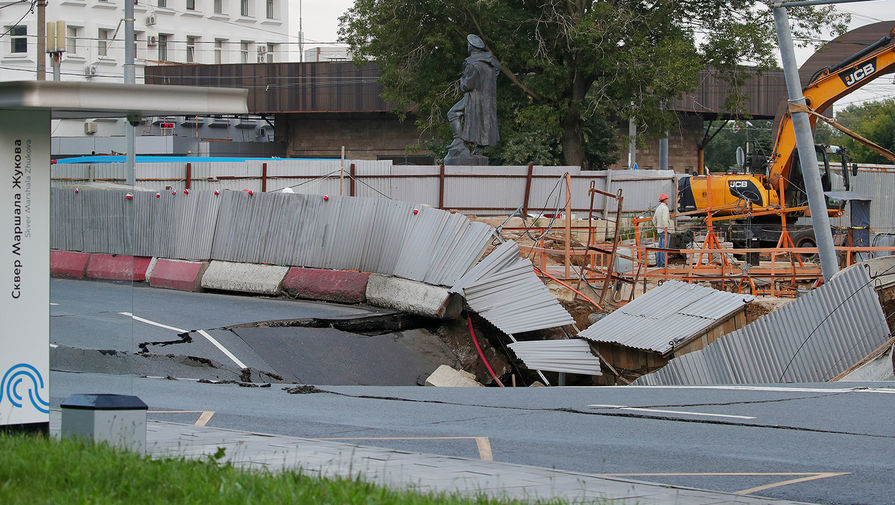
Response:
786,144,850,210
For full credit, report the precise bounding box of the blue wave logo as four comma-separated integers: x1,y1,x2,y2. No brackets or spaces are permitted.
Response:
1,364,49,414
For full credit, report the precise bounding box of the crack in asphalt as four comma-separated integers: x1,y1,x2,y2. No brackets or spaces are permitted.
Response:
137,332,192,353
283,387,895,440
609,391,855,409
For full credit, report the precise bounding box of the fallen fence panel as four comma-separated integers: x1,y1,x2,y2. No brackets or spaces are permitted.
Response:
635,265,889,385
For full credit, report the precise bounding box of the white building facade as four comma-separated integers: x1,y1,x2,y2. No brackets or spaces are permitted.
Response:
1,0,294,83
1,0,295,152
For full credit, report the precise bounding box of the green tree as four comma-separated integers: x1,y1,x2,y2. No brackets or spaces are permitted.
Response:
815,99,895,164
340,1,847,168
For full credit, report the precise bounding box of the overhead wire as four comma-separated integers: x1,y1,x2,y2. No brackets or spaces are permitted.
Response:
0,0,36,41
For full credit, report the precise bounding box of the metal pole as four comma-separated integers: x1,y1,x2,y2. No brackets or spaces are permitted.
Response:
125,0,136,186
298,0,303,63
628,114,636,169
37,0,46,80
773,6,838,280
659,135,668,171
659,101,668,171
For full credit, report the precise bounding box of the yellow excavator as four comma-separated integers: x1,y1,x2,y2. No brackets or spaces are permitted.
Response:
677,28,895,248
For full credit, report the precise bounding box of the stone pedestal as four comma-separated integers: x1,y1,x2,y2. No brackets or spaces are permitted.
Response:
444,142,488,166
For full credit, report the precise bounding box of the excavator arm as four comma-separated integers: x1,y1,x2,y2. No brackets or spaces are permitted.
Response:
767,29,895,189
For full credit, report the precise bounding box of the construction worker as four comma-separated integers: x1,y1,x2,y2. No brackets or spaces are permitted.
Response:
652,193,673,267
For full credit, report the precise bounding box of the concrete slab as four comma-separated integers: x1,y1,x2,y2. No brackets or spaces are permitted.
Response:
50,250,90,279
366,274,459,319
282,267,369,304
229,326,455,385
147,258,208,292
425,365,483,387
201,261,288,295
85,254,152,282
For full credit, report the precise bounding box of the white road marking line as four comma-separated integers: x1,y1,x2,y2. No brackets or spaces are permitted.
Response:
50,303,59,306
50,344,58,349
619,385,895,394
589,404,756,420
196,329,248,370
119,312,247,370
119,311,186,333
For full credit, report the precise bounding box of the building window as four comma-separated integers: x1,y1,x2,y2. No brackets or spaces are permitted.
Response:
134,31,142,60
186,36,197,63
265,0,274,19
66,26,80,54
240,0,250,17
214,38,224,64
158,0,166,7
240,41,250,63
186,0,195,10
266,42,274,62
9,25,27,54
158,33,168,61
214,0,223,14
98,28,112,57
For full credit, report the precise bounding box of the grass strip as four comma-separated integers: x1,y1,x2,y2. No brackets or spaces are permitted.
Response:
0,433,570,505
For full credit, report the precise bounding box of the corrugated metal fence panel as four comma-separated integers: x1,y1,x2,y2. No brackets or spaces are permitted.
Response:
93,162,126,182
171,191,220,260
353,160,393,199
133,191,158,257
205,191,487,284
256,159,396,197
51,163,91,183
211,190,254,262
136,163,186,192
192,162,258,193
607,170,676,215
357,198,418,275
442,166,532,212
50,187,85,251
508,339,602,375
72,189,134,255
848,167,895,233
424,220,493,286
635,265,889,385
452,241,575,334
389,166,441,208
578,280,753,353
54,162,678,214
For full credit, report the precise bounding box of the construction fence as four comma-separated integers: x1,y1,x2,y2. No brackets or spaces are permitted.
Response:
50,187,496,288
51,160,676,218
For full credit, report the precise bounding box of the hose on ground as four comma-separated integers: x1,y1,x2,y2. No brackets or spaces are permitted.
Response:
466,314,505,387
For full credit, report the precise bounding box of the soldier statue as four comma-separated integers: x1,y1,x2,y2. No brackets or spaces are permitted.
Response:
444,34,500,165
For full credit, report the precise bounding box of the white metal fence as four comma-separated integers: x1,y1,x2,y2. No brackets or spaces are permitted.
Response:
52,160,677,217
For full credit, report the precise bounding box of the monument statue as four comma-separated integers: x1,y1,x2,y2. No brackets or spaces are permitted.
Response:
444,34,500,166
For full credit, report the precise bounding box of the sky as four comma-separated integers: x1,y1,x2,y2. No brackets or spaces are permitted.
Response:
300,0,895,107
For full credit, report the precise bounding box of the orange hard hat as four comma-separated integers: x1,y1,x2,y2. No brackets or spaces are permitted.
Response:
659,193,669,201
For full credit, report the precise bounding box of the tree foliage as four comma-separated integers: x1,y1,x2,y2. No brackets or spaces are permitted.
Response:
339,0,848,168
815,99,895,164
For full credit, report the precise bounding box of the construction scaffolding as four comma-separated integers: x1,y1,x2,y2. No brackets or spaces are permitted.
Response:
499,172,895,306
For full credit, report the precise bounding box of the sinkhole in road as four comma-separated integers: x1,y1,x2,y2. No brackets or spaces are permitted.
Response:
50,313,466,386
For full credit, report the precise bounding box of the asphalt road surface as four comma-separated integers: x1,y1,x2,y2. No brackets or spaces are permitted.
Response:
50,279,895,505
